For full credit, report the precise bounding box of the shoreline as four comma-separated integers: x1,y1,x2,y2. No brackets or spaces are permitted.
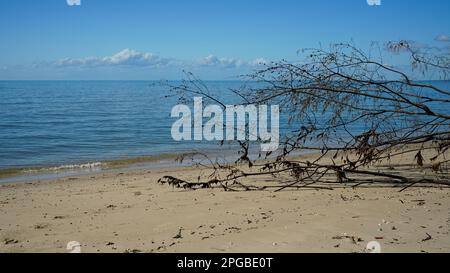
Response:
0,146,309,184
0,148,245,184
0,154,182,184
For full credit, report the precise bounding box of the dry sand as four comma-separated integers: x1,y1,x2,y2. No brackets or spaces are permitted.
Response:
0,161,449,253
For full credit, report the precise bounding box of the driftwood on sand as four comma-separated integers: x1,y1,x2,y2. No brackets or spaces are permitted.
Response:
160,42,450,192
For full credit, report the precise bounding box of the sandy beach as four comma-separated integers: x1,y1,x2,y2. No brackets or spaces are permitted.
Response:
1,0,449,260
0,158,449,253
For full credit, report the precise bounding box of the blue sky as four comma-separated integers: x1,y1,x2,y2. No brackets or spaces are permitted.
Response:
0,0,449,80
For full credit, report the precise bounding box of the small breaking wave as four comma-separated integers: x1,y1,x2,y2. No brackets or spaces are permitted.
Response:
0,162,106,183
23,162,104,173
46,162,104,171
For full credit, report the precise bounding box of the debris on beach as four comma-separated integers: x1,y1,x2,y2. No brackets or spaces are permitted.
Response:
34,223,49,230
4,238,19,245
173,227,183,239
124,249,142,253
421,233,432,242
409,199,427,207
332,235,364,244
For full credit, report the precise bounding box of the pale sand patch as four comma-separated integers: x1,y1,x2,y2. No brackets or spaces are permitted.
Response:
0,163,449,253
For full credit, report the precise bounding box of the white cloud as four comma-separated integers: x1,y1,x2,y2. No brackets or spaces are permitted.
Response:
200,54,245,68
200,54,221,66
435,34,450,42
55,49,171,68
200,55,270,68
55,50,268,70
31,49,271,76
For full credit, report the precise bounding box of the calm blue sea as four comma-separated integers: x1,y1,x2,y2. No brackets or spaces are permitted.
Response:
0,80,449,174
0,81,238,170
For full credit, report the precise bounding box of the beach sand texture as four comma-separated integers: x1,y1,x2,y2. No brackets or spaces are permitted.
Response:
1,153,449,253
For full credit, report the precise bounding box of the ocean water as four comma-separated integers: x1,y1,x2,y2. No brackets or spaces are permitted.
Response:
0,81,241,171
0,80,449,177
